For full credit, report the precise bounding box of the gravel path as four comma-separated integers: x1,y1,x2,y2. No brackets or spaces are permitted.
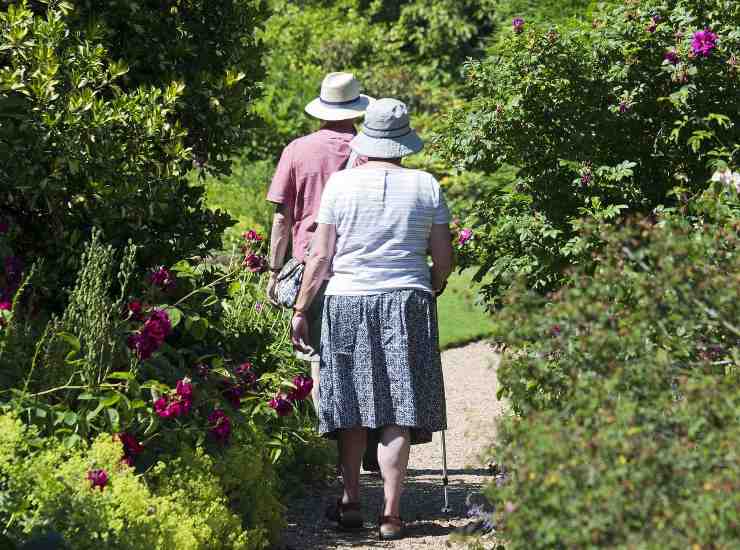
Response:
278,341,504,549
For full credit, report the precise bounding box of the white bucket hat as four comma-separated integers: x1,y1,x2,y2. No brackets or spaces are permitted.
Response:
350,98,423,158
304,72,374,121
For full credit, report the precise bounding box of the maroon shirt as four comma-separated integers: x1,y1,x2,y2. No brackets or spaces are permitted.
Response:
267,127,358,262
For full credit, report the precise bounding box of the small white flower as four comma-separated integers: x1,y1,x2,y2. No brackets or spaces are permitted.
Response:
711,169,740,192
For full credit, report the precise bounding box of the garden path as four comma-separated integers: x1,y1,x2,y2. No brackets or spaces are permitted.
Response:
279,341,504,550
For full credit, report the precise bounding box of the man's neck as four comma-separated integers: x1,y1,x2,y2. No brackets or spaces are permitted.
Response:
321,120,356,132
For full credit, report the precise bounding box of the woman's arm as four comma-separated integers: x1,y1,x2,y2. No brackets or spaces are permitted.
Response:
291,223,337,351
430,223,453,295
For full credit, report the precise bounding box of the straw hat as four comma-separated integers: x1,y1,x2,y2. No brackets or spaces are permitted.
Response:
349,98,423,158
305,72,374,121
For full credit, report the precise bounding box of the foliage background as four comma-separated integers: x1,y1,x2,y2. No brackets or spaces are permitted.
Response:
3,0,739,548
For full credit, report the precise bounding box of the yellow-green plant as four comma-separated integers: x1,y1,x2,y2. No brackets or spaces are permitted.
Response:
0,414,278,549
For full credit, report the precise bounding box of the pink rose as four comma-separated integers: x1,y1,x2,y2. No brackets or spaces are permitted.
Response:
87,469,108,490
458,228,473,246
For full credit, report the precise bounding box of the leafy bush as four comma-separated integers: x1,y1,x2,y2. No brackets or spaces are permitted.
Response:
1,1,264,294
479,187,740,548
68,0,267,174
438,0,740,305
495,184,739,416
482,0,595,44
0,414,280,549
487,374,740,549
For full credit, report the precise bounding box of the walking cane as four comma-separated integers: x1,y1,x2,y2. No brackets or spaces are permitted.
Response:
435,294,452,514
440,429,451,513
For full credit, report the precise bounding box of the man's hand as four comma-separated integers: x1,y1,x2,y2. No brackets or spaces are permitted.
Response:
266,272,280,306
291,312,311,353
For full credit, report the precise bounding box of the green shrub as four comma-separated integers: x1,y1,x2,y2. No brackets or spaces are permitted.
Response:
247,0,502,158
487,375,740,549
0,414,279,549
495,185,739,416
438,0,740,306
479,188,740,549
67,0,267,174
483,0,596,45
1,0,264,294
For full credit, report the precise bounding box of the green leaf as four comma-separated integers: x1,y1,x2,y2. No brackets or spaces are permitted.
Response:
107,408,120,431
107,371,135,381
165,307,183,328
64,434,82,449
202,294,219,307
100,393,121,408
63,411,78,426
87,403,105,421
56,331,81,356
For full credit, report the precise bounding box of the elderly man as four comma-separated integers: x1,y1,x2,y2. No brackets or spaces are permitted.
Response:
266,71,371,370
265,72,380,471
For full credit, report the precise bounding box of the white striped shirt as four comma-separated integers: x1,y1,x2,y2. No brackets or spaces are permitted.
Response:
316,168,450,295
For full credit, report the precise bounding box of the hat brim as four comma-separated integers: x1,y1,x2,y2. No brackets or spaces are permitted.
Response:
349,128,424,159
304,95,374,121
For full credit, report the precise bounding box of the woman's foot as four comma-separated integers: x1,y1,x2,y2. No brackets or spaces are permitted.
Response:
378,515,404,540
326,498,363,530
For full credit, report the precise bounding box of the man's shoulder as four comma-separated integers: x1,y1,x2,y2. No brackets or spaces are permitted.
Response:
289,129,333,149
280,132,315,153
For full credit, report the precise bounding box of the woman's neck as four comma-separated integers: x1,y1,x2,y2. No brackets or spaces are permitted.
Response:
364,157,403,168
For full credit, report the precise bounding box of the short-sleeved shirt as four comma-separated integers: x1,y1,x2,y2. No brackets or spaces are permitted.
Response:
266,127,356,262
316,168,450,295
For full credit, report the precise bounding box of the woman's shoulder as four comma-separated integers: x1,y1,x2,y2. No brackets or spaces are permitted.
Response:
329,167,438,189
391,168,439,188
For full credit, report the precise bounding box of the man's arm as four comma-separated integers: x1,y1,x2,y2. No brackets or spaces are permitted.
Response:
266,203,293,305
269,203,292,269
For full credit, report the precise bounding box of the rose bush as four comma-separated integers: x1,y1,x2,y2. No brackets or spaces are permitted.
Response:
0,230,330,546
437,0,740,307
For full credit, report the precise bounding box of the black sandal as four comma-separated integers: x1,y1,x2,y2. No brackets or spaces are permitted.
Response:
325,498,363,529
378,515,404,540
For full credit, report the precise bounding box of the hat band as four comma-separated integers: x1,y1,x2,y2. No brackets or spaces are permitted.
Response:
320,96,361,106
361,124,412,139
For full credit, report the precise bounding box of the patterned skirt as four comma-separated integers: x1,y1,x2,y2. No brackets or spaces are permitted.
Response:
318,289,447,444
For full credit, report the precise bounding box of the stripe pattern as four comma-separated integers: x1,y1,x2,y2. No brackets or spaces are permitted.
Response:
316,168,450,296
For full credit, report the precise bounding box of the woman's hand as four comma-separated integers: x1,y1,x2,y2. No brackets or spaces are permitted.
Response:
291,312,311,353
433,279,448,298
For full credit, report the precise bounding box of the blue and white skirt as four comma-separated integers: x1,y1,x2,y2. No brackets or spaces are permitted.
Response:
318,289,447,444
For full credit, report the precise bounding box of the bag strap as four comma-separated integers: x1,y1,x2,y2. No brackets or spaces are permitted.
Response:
345,149,359,170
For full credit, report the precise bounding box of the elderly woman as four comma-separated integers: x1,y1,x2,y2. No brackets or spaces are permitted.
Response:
291,98,453,540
